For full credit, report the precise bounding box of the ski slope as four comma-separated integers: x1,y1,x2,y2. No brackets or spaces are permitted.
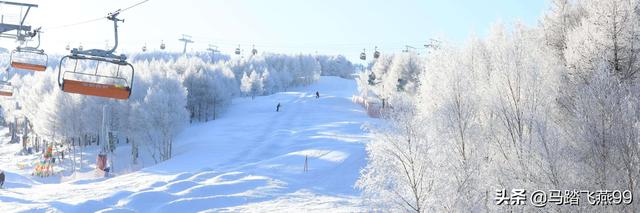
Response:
0,76,373,212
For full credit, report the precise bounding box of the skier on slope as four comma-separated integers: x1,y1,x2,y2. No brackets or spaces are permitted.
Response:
0,169,5,188
276,103,281,112
315,91,320,99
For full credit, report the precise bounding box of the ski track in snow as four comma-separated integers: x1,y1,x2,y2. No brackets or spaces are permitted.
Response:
0,77,373,212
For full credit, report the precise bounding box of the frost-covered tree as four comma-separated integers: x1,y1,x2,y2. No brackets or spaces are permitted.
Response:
317,55,355,78
249,70,264,99
386,52,423,95
417,43,487,211
567,66,640,194
358,21,569,213
357,1,640,212
561,3,640,210
183,62,206,121
359,53,423,108
140,67,189,162
481,22,565,199
240,72,252,98
541,0,584,61
357,97,436,212
205,65,237,120
565,0,640,81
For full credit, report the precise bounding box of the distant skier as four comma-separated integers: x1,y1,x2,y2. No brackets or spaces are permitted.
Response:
276,103,281,112
0,170,5,188
315,91,320,99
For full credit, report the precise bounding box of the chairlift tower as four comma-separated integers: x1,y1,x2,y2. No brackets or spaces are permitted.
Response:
403,45,416,53
0,1,37,40
424,39,440,54
251,44,257,56
0,1,45,95
101,105,113,172
207,44,218,54
178,34,194,54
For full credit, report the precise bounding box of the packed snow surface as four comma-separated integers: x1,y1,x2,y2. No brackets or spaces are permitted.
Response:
0,77,372,212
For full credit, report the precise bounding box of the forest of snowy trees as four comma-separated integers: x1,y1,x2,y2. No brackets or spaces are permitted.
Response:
0,51,354,170
356,0,640,211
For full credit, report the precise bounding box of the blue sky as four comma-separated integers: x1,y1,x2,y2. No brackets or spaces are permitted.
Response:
2,0,549,59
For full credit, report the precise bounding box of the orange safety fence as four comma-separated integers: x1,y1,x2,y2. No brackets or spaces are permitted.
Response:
0,91,12,96
11,62,47,72
352,95,383,118
97,154,107,171
62,79,130,100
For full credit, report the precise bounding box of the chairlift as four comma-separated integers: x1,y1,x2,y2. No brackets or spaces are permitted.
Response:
58,10,134,100
65,44,70,51
11,47,47,72
0,81,13,97
0,2,44,72
360,49,366,61
10,28,48,72
0,68,11,96
78,44,83,51
373,46,380,59
160,40,166,50
207,44,218,54
142,44,147,52
403,45,415,53
235,45,241,55
252,45,257,56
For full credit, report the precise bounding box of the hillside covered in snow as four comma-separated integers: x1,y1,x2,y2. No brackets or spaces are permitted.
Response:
0,77,372,212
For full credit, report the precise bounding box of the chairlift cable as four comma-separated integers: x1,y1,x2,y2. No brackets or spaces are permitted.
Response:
45,0,151,31
120,0,150,12
46,17,104,30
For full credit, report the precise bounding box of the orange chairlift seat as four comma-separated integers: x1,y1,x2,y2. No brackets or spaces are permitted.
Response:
62,79,131,100
11,61,46,71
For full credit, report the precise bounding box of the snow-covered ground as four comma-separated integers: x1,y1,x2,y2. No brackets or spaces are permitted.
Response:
0,77,373,212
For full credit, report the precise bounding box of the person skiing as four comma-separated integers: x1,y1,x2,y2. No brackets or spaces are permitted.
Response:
276,103,281,112
315,91,320,99
0,170,5,188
